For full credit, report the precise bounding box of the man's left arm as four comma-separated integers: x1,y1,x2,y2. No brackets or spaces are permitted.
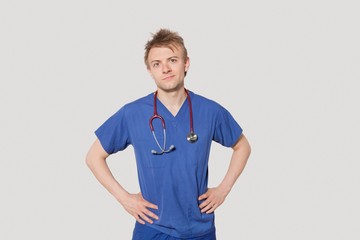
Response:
198,134,251,213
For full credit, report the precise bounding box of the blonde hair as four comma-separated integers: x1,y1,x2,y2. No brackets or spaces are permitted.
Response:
144,29,188,68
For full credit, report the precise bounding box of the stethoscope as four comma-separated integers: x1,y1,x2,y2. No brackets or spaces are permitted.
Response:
149,89,198,155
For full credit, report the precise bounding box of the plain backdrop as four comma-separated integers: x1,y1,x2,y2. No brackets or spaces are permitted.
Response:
1,0,359,239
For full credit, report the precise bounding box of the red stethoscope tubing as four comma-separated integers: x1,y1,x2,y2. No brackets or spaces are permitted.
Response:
149,89,194,132
149,89,197,154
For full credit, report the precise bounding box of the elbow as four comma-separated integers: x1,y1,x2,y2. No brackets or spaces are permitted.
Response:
85,150,108,170
85,152,94,169
245,137,251,158
247,145,252,159
247,142,252,156
85,139,109,169
236,134,251,157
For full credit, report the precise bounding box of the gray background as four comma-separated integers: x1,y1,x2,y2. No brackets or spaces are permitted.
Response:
1,0,359,239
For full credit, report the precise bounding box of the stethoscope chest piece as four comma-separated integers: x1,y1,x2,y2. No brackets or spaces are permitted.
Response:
187,131,198,143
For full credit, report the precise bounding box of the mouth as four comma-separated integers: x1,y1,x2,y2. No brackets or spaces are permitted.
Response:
162,75,175,80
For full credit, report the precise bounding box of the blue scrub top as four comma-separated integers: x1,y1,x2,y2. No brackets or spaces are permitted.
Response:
95,91,243,238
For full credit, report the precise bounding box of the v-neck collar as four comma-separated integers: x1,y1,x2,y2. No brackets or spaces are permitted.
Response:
156,94,188,119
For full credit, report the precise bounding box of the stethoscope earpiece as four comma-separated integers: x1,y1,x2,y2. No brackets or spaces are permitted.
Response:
151,145,176,155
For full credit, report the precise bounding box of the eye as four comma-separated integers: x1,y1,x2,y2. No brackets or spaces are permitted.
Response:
170,58,177,63
152,62,159,68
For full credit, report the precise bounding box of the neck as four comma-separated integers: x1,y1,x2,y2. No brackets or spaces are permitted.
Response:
156,88,187,116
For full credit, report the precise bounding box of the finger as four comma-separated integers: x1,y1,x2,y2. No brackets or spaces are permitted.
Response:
139,212,153,224
144,209,159,220
134,214,145,225
199,200,210,209
199,196,214,209
200,202,213,213
198,192,208,200
139,193,159,210
206,204,217,214
144,201,158,210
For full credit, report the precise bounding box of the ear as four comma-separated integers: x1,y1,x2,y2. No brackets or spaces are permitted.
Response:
147,67,154,79
184,57,190,73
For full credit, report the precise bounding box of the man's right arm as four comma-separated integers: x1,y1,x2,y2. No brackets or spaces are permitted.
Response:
85,139,158,224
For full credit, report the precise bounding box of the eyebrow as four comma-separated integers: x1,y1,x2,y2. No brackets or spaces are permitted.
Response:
150,56,179,64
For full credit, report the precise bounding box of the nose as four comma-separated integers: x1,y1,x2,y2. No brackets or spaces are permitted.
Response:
162,62,171,74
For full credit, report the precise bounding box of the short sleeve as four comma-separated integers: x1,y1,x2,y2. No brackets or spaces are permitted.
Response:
95,106,131,154
213,106,243,147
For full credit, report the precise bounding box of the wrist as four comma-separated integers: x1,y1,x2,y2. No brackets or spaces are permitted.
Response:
113,187,129,204
218,182,232,196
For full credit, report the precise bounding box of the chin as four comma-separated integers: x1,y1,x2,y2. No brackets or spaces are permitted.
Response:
158,84,184,93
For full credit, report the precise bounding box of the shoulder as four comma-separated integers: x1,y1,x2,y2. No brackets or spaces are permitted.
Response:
107,93,153,120
120,93,153,112
190,90,223,111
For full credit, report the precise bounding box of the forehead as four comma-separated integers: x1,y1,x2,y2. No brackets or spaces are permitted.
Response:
148,45,183,60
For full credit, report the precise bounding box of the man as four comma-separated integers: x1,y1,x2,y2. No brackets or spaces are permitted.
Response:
86,29,251,240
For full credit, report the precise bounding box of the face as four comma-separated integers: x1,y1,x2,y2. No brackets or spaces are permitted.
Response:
147,45,189,93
